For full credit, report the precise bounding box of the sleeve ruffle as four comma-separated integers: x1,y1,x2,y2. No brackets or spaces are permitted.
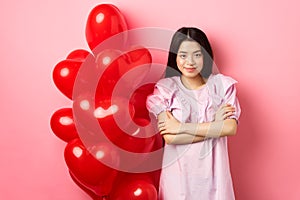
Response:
146,78,174,117
215,74,241,122
214,74,238,97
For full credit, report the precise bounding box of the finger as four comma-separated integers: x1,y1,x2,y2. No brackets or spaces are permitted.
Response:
224,107,235,113
219,107,229,115
221,103,231,108
157,123,163,129
160,130,167,135
158,121,164,126
222,104,235,110
223,111,235,119
158,122,165,128
159,126,166,132
219,104,230,112
166,111,173,119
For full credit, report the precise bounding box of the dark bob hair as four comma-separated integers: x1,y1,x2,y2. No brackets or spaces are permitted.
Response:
166,27,214,78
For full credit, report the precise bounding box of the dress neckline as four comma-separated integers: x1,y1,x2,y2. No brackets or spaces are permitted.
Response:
175,74,213,92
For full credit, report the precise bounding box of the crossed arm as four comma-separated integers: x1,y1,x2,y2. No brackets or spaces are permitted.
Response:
157,104,238,145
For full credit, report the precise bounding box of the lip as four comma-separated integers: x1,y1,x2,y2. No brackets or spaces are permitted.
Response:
184,67,196,72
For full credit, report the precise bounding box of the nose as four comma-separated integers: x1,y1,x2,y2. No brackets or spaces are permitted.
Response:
186,55,195,65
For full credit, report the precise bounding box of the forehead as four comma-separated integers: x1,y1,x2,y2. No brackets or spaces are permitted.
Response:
178,40,201,52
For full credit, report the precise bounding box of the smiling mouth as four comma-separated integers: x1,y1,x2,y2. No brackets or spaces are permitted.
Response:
184,67,196,72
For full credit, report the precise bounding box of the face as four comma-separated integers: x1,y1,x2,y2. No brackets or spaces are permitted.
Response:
176,40,203,78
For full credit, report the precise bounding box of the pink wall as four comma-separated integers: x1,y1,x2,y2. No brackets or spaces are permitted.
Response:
0,0,299,199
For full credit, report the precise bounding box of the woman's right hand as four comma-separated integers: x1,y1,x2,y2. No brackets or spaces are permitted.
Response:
214,104,235,121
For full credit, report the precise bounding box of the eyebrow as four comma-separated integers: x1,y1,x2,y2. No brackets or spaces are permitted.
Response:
178,50,202,54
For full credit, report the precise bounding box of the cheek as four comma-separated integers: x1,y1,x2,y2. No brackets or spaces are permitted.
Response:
195,57,204,66
176,58,185,67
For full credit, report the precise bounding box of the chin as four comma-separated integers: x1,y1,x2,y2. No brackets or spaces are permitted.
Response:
182,73,200,78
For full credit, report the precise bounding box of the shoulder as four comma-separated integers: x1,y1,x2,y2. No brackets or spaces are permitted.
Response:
155,76,180,91
208,73,238,96
152,76,181,99
210,73,238,85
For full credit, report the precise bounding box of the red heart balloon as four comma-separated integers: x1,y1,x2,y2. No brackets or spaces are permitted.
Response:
147,133,164,191
130,83,155,122
51,3,164,200
64,138,120,196
50,108,78,142
69,171,103,200
52,49,94,99
53,59,82,99
93,96,156,153
85,4,128,51
67,49,90,61
113,171,157,189
89,47,154,154
111,179,157,200
96,47,152,101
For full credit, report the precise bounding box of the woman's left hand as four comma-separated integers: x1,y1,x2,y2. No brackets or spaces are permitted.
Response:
158,111,182,135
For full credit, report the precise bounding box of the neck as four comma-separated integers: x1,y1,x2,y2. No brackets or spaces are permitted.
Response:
181,74,207,90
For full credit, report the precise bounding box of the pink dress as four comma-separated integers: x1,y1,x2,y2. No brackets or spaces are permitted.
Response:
146,73,241,200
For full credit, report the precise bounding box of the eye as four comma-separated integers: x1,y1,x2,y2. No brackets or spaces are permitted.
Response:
195,53,202,57
179,54,186,59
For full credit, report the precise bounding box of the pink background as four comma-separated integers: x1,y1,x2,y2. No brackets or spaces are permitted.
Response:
0,0,299,199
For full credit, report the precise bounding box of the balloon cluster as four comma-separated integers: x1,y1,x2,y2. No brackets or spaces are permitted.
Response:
50,4,163,200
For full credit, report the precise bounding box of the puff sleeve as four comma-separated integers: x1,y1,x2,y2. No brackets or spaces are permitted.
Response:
216,74,241,122
146,78,173,118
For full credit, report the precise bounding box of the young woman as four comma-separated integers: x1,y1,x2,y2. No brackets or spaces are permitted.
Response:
146,27,241,200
